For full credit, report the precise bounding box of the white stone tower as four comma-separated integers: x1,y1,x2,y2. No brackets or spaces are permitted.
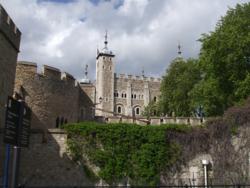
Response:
95,31,115,116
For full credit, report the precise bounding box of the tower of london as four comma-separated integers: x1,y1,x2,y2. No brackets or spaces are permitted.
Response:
94,32,161,117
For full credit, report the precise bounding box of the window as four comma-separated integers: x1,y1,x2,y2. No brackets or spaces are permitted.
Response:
117,106,122,114
103,65,104,69
154,96,157,102
122,93,124,98
124,94,127,98
60,117,64,126
136,107,140,115
103,57,105,60
131,94,133,99
56,117,59,128
134,94,136,99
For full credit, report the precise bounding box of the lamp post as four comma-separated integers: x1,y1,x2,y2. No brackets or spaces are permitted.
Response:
202,159,209,188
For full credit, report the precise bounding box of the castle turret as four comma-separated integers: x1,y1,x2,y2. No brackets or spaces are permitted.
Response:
96,31,115,116
0,4,21,128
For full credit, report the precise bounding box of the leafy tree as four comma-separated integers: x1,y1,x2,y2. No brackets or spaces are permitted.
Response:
189,77,225,116
142,101,160,118
159,58,201,116
235,73,250,101
192,3,250,116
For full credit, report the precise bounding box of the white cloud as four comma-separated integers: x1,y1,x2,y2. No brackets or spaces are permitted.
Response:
0,0,249,81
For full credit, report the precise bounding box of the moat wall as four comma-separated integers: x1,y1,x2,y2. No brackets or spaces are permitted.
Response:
0,129,93,187
1,124,250,186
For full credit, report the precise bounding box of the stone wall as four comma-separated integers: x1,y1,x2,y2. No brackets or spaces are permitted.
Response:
114,75,161,117
14,62,94,129
1,125,250,186
0,4,21,128
0,129,93,187
106,116,204,126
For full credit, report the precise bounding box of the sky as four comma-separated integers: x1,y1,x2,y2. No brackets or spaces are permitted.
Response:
0,0,249,81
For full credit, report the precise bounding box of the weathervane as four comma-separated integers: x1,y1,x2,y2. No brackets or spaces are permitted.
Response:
84,64,88,79
142,67,145,77
104,30,108,49
178,42,182,56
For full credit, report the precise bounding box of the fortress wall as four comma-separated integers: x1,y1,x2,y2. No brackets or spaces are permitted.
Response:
14,62,80,129
42,65,61,80
78,84,95,121
0,129,93,187
0,5,21,128
80,83,96,104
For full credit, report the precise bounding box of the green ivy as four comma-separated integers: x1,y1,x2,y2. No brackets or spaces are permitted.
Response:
64,122,189,186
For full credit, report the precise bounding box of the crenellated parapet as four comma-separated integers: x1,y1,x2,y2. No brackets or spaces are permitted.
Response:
115,73,161,83
15,61,82,129
42,65,61,80
16,61,77,87
0,4,21,51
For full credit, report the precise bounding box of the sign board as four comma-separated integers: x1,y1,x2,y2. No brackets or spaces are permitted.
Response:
3,97,21,146
3,96,31,147
19,106,31,147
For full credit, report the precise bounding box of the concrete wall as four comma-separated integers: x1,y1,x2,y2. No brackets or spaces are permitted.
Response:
0,5,21,128
0,129,93,187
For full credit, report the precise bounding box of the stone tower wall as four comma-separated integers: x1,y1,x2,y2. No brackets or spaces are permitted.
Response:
96,56,114,116
114,74,161,116
14,62,81,129
0,4,21,128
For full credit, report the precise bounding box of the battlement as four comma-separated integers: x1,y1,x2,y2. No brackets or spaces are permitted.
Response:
61,72,75,82
17,62,77,86
115,73,161,82
0,4,21,51
18,61,38,73
42,65,61,80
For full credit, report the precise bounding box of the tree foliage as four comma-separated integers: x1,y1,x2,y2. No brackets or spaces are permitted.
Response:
158,3,250,117
159,58,201,116
192,3,250,116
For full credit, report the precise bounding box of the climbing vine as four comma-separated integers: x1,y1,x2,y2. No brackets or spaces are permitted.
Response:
64,122,191,186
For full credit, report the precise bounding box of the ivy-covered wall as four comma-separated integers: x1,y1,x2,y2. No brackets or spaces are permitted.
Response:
64,99,250,186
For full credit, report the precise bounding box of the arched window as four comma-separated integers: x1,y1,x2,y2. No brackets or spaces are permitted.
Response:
122,93,124,98
103,57,105,60
136,107,140,115
60,117,64,126
117,106,122,114
56,117,59,128
154,96,157,102
134,94,136,99
124,94,127,98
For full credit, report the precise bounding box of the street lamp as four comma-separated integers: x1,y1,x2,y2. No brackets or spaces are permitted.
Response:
202,159,209,188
